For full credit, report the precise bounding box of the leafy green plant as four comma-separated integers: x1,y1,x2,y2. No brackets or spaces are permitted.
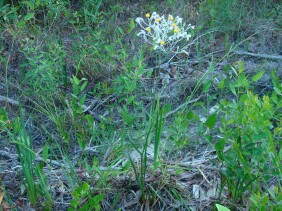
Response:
70,76,87,116
215,65,281,204
68,182,104,211
250,186,282,210
19,40,66,98
81,0,102,26
0,3,18,24
199,0,280,37
168,111,191,149
0,107,10,133
68,76,88,148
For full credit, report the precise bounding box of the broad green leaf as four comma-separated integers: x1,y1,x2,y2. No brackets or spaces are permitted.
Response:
92,194,104,203
128,18,135,33
186,110,193,120
24,13,35,21
237,61,244,74
261,195,269,206
215,138,225,151
72,76,80,85
205,113,217,129
239,94,248,102
274,87,282,96
218,79,225,89
80,81,88,92
230,85,237,96
271,92,277,103
78,138,86,150
193,113,200,121
252,70,265,82
203,80,212,92
82,182,90,191
126,96,135,104
69,199,78,209
79,94,86,106
147,69,153,77
17,20,26,28
226,118,234,125
163,102,172,114
216,204,230,211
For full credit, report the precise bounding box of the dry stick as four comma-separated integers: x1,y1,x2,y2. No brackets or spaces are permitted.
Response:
235,50,282,60
0,149,119,172
0,149,68,168
166,162,220,171
0,93,109,124
0,150,18,159
0,95,19,106
165,146,232,171
82,104,115,125
165,95,203,118
198,167,212,185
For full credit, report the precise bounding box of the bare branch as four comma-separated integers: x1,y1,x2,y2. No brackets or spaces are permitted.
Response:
235,50,282,60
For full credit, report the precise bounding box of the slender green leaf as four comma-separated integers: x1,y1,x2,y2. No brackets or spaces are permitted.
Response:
42,144,49,161
216,204,231,211
252,70,265,82
24,13,35,21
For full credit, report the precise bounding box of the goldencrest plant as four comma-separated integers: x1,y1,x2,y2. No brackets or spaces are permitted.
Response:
135,12,194,54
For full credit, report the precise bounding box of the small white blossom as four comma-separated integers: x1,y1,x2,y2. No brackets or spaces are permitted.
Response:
135,12,194,53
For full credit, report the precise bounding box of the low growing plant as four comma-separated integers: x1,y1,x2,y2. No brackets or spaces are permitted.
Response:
128,99,165,202
11,114,53,207
19,39,66,98
214,65,281,205
68,182,104,211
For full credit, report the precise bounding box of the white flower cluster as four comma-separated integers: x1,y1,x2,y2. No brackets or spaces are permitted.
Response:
135,12,194,53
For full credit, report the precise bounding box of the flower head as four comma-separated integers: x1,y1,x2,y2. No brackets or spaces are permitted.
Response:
174,28,180,33
135,12,194,53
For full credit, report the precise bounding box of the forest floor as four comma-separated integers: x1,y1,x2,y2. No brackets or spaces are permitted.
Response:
0,1,281,210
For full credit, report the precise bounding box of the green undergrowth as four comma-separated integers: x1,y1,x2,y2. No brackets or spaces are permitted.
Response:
0,0,281,210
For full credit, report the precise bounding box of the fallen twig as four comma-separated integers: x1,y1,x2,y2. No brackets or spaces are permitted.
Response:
0,150,18,159
235,50,282,60
165,95,203,118
165,162,221,171
165,146,232,171
0,95,19,106
82,104,113,124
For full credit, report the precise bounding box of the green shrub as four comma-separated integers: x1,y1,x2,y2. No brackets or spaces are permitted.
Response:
214,66,281,205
